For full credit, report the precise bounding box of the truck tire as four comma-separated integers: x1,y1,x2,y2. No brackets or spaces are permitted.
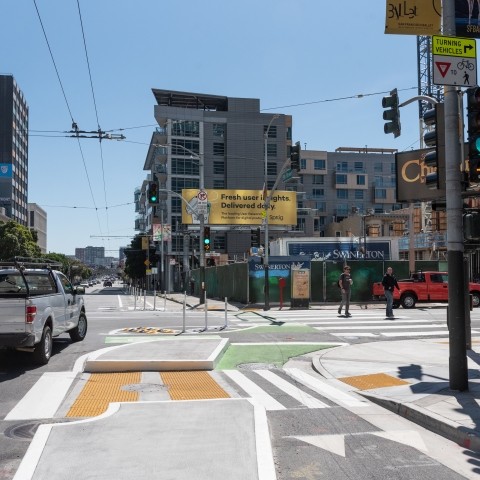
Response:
400,293,416,309
69,313,87,342
33,325,52,365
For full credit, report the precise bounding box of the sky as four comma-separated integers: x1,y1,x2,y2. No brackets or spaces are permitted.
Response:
2,0,424,256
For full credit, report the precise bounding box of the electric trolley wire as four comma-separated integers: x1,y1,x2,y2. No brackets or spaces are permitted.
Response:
32,0,75,125
76,0,110,236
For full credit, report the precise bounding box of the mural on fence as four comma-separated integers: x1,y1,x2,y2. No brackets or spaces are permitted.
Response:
248,257,310,304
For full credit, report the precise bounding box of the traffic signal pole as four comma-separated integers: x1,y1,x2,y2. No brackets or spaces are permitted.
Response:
444,0,468,391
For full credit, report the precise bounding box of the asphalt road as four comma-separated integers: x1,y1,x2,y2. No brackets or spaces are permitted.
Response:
1,284,478,479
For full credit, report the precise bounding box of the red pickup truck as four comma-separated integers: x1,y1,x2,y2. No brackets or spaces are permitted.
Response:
372,271,480,309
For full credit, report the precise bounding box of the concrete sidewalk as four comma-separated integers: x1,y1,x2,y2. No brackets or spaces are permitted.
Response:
13,337,276,480
313,338,480,452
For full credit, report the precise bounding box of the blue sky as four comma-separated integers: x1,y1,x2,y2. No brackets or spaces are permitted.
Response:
2,0,422,256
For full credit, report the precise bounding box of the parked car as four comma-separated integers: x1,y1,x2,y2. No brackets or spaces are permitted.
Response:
0,258,88,364
372,271,480,309
103,280,112,287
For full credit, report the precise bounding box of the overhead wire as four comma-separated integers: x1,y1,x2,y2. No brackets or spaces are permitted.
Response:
33,0,111,247
76,0,110,238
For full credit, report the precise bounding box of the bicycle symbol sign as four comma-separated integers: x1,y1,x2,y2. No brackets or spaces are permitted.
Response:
432,35,477,87
433,55,477,87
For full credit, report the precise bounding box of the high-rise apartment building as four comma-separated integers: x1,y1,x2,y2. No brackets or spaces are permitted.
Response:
143,89,292,259
0,75,29,226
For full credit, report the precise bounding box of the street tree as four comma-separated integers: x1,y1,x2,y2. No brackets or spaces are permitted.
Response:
0,220,41,260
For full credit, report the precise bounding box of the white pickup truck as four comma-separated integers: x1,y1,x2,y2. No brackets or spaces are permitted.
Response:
0,259,88,364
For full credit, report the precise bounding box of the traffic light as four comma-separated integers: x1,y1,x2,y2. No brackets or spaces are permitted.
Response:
464,211,480,241
251,227,261,247
203,226,211,251
148,181,159,204
290,141,301,171
382,88,401,138
422,103,445,190
467,87,480,183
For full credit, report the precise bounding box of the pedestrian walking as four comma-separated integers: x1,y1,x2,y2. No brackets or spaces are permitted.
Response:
338,265,353,317
382,266,400,318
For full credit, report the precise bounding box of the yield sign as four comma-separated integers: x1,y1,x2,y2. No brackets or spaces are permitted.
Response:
435,61,451,78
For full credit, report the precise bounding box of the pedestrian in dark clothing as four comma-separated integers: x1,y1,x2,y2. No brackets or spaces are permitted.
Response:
338,265,353,317
382,266,400,318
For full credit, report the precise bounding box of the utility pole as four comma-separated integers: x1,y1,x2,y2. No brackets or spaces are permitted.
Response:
444,0,468,391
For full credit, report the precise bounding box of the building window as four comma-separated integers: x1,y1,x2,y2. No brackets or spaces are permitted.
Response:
315,201,326,212
213,234,226,250
336,204,348,216
312,188,324,198
337,189,348,199
171,177,199,194
353,161,364,172
286,126,292,140
213,161,225,174
213,179,225,188
264,125,277,138
354,190,364,200
266,143,277,158
300,159,306,170
336,162,348,172
267,180,275,189
171,121,200,138
267,162,277,176
374,162,382,173
213,142,225,156
375,188,387,199
171,139,200,156
314,159,326,170
312,175,324,185
213,124,225,137
336,174,347,184
356,175,366,185
296,217,306,231
171,197,182,214
171,158,200,175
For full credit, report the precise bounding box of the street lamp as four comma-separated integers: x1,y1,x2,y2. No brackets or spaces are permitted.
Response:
157,142,206,304
263,114,280,311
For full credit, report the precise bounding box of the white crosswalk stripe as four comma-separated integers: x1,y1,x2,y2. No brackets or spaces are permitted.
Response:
230,308,480,340
223,370,286,410
222,368,364,411
254,369,329,408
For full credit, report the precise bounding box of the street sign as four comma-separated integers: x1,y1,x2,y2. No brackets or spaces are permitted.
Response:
196,189,208,215
432,35,476,58
282,169,293,182
144,259,151,267
432,35,477,86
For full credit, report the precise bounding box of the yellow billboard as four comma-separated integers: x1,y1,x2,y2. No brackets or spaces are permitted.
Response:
181,189,297,226
385,0,441,35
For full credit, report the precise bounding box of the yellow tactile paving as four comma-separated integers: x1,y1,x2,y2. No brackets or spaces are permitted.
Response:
161,371,230,400
67,372,141,417
339,373,410,390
